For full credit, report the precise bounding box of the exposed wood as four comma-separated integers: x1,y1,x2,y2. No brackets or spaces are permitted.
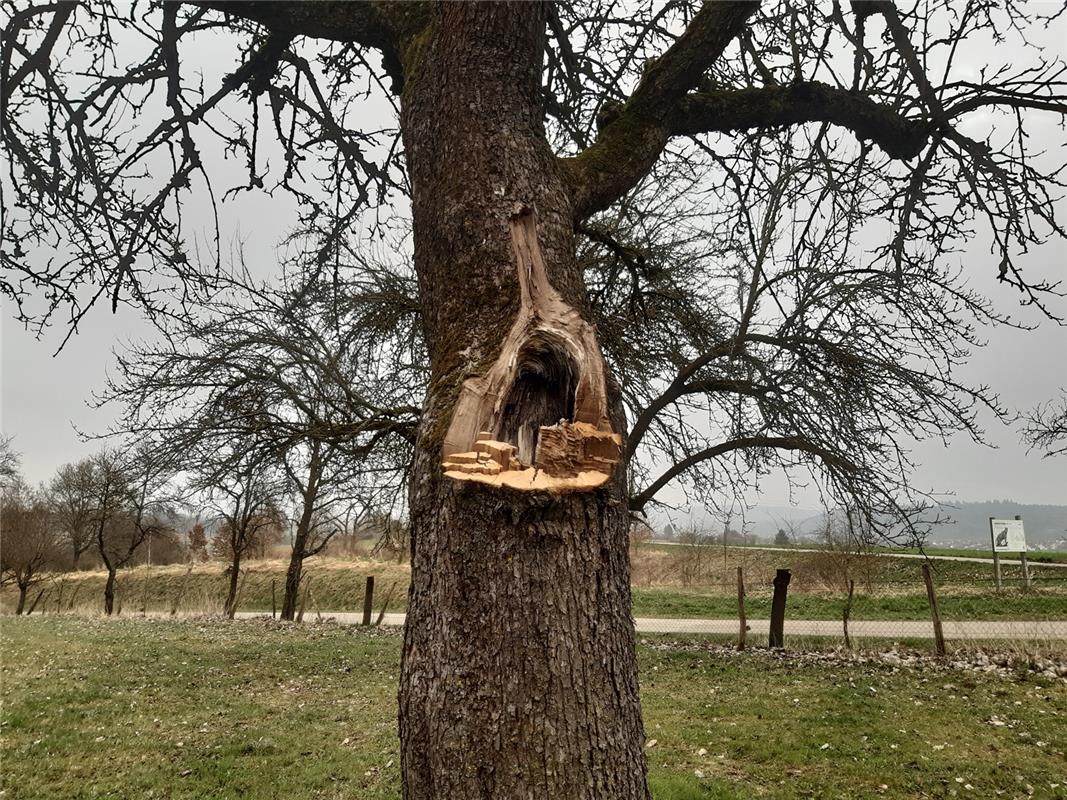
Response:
441,211,620,491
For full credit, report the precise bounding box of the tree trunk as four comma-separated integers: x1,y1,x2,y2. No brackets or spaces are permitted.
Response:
398,6,648,798
15,584,28,615
223,554,242,619
103,568,117,616
280,549,303,621
282,447,321,621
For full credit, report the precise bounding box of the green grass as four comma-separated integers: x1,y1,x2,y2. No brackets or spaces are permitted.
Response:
631,585,1067,621
2,618,1065,799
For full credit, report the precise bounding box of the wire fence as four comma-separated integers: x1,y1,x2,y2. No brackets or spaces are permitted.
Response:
8,545,1067,654
628,544,1067,653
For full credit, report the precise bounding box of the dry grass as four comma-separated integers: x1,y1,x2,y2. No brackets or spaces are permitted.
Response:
0,556,411,617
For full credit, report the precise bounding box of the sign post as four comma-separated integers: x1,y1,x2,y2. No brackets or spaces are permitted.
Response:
989,516,1028,591
1016,515,1032,590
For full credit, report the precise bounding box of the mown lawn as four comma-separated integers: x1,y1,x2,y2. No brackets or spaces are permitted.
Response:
1,617,1064,799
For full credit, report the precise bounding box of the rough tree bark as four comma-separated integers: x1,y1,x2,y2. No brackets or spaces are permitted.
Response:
398,5,647,798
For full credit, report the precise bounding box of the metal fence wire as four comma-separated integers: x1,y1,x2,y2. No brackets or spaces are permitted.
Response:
627,543,1067,652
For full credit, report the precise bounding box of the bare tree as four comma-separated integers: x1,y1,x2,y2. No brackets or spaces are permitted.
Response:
196,451,286,618
86,447,175,615
98,266,418,619
1,479,60,614
0,436,19,490
48,460,97,569
4,3,1066,795
1022,394,1067,458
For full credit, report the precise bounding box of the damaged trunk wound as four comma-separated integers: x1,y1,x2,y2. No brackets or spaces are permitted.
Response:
495,332,578,464
441,209,621,491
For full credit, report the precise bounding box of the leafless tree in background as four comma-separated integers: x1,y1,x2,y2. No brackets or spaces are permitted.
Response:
4,2,1066,795
84,447,176,615
48,460,98,569
1,478,61,614
97,266,420,618
1022,394,1067,458
195,449,286,618
0,436,20,490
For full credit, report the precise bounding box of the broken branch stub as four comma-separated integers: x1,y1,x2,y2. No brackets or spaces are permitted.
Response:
441,210,621,491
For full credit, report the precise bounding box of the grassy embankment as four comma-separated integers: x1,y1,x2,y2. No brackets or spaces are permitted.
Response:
1,617,1064,799
3,547,1064,621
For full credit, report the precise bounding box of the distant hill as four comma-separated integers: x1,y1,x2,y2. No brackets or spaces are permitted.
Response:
656,500,1067,551
925,501,1067,549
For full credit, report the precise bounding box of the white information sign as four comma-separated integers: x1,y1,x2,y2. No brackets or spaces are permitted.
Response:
989,518,1026,553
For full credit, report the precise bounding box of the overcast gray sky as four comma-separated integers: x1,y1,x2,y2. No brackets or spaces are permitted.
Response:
1,6,1065,510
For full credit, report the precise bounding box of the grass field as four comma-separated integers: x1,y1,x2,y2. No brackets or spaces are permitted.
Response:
1,617,1064,799
4,549,1065,623
630,585,1067,621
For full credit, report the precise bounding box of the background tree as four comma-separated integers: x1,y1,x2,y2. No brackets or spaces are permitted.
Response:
86,447,175,615
49,460,98,569
774,528,791,548
0,436,20,490
1022,394,1067,458
196,449,286,618
3,3,1066,796
98,266,419,619
0,478,61,614
187,523,209,562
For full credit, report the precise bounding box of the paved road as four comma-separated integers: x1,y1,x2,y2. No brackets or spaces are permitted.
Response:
649,541,1067,569
236,611,1067,640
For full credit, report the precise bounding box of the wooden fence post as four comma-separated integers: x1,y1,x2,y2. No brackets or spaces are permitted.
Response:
362,576,375,626
768,568,791,649
922,563,946,657
1016,515,1032,591
376,581,398,626
842,578,855,651
736,566,746,651
271,578,277,619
